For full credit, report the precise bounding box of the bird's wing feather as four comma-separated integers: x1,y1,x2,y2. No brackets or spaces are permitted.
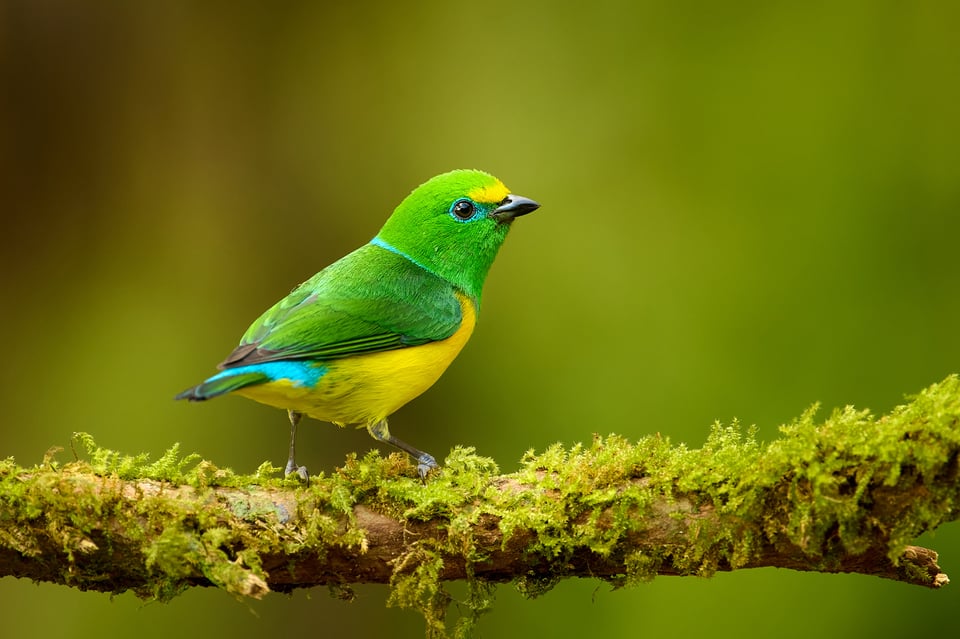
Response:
219,244,464,368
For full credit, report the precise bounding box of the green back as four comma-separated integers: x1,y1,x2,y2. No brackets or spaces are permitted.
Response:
220,246,461,367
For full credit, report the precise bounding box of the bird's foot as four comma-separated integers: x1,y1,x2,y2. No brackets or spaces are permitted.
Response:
284,459,310,485
416,453,439,480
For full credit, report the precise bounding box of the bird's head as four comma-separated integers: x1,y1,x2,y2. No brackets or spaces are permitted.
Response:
375,169,540,300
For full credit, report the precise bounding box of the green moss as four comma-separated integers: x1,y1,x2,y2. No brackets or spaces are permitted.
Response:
2,377,959,637
388,544,450,638
620,549,662,586
0,433,375,602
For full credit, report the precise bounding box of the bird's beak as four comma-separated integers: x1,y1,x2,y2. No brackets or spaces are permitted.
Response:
490,194,541,223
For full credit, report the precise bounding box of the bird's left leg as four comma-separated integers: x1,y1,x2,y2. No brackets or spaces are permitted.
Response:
367,419,438,479
285,409,309,483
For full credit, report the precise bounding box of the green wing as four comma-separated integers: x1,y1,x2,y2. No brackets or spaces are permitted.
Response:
218,244,464,369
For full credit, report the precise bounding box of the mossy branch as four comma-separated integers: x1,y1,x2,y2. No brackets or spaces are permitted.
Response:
1,377,959,632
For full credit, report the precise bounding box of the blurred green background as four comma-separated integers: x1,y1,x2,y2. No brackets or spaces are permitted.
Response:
2,1,958,637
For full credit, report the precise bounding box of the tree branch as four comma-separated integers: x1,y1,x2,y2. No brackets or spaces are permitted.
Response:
1,377,958,624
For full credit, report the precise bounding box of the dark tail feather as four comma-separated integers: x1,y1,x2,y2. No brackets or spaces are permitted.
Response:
174,371,269,401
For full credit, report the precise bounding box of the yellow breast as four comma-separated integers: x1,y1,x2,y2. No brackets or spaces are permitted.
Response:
235,293,477,426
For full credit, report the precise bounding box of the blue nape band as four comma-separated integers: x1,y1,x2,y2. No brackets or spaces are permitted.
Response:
370,236,429,270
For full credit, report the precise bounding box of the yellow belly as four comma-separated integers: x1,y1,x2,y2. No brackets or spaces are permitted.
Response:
234,294,477,426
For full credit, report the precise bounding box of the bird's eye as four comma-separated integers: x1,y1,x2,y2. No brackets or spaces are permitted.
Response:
451,199,475,221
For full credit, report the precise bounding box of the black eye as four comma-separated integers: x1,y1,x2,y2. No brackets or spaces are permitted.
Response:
451,199,475,220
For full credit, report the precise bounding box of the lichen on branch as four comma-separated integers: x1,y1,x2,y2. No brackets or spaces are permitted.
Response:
1,376,958,637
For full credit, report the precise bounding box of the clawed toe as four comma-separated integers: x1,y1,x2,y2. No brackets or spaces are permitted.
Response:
285,461,310,485
416,454,439,480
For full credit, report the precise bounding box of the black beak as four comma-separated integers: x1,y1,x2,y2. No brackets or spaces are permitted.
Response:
490,194,541,223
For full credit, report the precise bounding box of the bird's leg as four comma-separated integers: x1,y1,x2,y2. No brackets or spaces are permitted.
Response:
367,419,438,479
285,409,309,483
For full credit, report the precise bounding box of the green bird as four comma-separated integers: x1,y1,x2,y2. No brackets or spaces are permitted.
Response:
176,169,540,479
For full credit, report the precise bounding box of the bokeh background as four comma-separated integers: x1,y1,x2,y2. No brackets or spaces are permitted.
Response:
2,1,958,637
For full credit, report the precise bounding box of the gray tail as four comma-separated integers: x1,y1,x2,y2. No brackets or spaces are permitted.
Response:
174,371,269,401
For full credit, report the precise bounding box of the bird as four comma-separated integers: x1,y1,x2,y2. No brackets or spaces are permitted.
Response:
175,169,540,480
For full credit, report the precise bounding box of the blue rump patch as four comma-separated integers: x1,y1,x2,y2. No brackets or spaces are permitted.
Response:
207,361,327,388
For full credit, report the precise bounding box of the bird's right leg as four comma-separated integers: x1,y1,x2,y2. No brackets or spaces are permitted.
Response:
285,409,309,483
367,419,438,479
